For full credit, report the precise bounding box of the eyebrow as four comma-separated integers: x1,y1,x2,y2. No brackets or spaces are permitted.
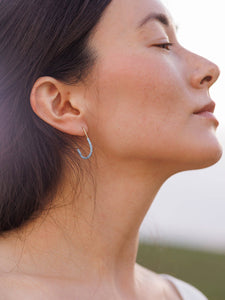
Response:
137,13,170,29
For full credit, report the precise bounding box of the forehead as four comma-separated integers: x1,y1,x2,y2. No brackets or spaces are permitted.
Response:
90,0,173,59
101,0,170,29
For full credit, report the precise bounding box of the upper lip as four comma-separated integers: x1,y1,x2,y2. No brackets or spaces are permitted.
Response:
193,101,216,114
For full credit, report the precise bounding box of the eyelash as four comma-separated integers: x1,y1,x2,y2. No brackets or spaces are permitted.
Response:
153,43,173,51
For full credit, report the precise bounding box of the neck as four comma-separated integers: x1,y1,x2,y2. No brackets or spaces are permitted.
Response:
0,158,170,297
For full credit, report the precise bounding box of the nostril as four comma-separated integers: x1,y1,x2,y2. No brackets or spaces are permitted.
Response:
200,75,212,84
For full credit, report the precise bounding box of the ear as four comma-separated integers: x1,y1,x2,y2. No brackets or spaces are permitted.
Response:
30,77,87,136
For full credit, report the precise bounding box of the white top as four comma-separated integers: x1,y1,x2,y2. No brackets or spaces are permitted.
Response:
160,274,208,300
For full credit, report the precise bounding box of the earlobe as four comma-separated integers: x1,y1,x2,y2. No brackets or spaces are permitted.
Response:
30,77,87,136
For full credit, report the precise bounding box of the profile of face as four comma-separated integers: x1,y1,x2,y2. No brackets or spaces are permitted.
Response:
80,0,222,173
32,0,222,176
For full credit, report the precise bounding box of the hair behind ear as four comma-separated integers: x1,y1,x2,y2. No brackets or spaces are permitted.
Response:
0,0,112,233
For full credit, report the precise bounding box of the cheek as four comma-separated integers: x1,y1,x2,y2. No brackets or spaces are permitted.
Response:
92,52,188,157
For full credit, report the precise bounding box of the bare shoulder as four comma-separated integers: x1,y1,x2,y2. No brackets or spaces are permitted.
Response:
0,277,10,299
0,272,53,300
0,272,99,300
135,264,182,300
0,273,21,299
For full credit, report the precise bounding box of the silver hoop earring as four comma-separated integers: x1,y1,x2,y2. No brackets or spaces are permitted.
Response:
77,128,93,160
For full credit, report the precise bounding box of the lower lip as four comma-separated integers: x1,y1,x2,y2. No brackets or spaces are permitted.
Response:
194,111,219,125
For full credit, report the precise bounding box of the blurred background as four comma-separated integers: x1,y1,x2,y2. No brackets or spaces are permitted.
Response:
138,0,225,299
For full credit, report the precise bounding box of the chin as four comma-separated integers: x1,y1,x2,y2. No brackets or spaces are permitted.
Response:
185,141,223,171
170,136,223,173
193,154,222,170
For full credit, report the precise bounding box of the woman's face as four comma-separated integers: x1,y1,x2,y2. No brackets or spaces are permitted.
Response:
85,0,222,171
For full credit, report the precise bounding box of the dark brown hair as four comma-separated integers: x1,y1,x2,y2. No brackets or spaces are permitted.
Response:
0,0,112,233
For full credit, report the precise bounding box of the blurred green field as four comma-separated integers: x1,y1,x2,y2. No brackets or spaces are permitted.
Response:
137,243,225,300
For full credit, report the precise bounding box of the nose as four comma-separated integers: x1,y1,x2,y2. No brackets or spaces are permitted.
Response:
188,52,220,89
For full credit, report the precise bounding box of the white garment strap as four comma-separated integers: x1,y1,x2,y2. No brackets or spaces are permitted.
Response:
160,274,208,300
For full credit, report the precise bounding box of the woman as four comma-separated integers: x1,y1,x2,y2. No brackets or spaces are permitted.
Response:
0,0,221,299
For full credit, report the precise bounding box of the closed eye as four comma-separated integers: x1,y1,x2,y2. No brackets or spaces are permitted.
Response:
153,43,173,50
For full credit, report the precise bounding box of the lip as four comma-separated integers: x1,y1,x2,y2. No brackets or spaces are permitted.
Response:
193,101,219,126
193,101,216,114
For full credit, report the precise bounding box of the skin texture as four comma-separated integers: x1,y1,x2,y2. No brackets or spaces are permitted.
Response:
0,0,222,299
